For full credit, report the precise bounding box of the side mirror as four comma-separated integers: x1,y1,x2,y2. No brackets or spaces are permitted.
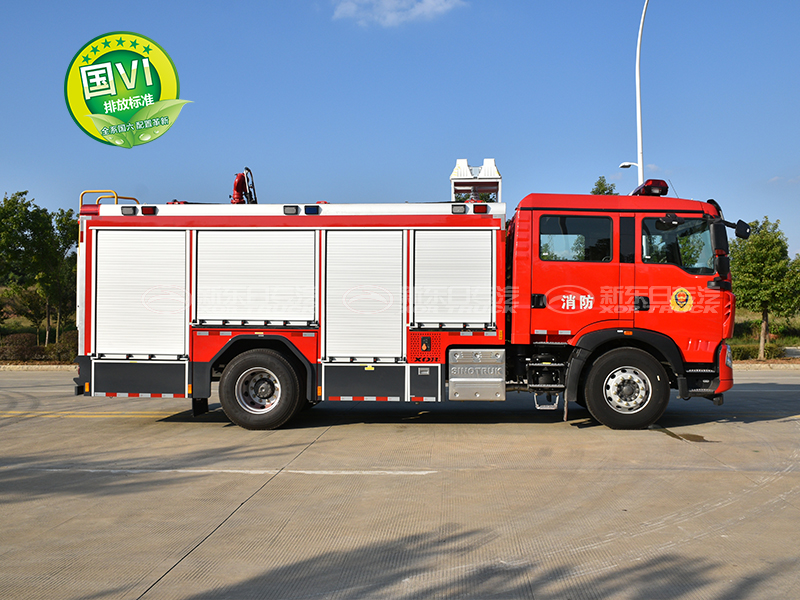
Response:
655,213,685,231
735,219,751,240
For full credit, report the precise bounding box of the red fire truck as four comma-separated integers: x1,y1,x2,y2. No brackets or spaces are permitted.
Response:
73,160,750,430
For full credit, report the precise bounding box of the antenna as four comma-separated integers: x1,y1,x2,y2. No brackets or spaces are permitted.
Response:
668,179,678,198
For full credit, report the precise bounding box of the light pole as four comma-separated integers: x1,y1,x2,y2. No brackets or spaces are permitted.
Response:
621,0,649,186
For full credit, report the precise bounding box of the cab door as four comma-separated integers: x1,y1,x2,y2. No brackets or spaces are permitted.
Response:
633,213,721,362
531,213,621,338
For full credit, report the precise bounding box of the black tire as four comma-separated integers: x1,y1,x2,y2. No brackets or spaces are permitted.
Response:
585,348,670,430
574,385,587,408
218,349,301,430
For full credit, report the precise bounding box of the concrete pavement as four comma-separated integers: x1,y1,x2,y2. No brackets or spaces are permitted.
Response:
0,369,798,599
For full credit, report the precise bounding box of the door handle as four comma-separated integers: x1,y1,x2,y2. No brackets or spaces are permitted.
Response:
634,296,650,312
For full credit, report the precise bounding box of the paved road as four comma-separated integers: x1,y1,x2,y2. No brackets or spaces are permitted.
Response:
1,370,798,600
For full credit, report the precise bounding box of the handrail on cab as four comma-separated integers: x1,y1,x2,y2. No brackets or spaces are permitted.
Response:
79,190,140,206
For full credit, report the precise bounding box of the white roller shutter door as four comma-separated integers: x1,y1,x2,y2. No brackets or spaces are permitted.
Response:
196,230,316,322
413,230,494,326
95,230,187,355
325,230,404,359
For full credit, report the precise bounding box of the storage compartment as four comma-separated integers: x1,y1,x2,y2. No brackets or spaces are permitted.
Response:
324,364,405,401
448,349,505,401
93,360,187,395
196,230,316,323
413,229,495,327
325,230,404,359
95,230,187,356
410,365,440,402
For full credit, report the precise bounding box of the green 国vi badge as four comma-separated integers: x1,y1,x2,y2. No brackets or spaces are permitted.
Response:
65,32,190,147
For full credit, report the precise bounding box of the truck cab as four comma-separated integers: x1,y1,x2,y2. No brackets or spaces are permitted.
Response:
506,180,746,428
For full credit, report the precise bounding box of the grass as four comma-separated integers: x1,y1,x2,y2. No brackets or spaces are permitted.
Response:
1,315,75,345
1,315,37,334
732,310,800,347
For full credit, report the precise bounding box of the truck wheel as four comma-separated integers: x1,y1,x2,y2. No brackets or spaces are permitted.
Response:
219,349,301,430
585,348,669,430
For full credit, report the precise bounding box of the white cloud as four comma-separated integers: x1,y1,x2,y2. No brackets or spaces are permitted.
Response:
768,176,782,183
645,163,661,172
333,0,466,27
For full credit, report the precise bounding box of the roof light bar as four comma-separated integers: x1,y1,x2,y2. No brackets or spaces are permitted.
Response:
631,179,669,197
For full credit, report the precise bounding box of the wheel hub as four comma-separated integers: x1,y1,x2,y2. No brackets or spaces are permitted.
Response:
603,367,651,414
254,378,275,400
235,367,281,414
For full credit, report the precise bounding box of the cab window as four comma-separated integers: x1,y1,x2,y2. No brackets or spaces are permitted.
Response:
539,215,612,262
641,217,714,274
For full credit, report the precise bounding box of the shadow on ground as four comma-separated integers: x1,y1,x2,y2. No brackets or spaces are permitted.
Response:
123,524,793,600
153,381,800,432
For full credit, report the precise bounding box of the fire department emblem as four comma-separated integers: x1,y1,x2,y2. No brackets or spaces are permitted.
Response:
670,287,693,313
65,32,190,147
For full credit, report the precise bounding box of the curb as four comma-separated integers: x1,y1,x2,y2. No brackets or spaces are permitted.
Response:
0,365,78,371
733,363,800,370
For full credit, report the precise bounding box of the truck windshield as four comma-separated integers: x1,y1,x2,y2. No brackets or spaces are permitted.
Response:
641,218,714,275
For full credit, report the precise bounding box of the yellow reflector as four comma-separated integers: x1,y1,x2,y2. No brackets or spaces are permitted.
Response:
188,384,193,394
84,382,90,392
317,386,322,397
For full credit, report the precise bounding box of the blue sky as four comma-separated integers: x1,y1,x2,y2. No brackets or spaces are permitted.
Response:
2,0,799,254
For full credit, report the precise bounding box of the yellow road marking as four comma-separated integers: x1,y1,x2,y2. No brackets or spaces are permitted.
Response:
0,410,178,419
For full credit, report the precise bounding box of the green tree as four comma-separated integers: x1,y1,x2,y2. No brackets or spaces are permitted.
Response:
590,176,618,195
0,192,78,345
2,285,47,343
0,191,50,286
38,207,78,343
730,217,800,360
